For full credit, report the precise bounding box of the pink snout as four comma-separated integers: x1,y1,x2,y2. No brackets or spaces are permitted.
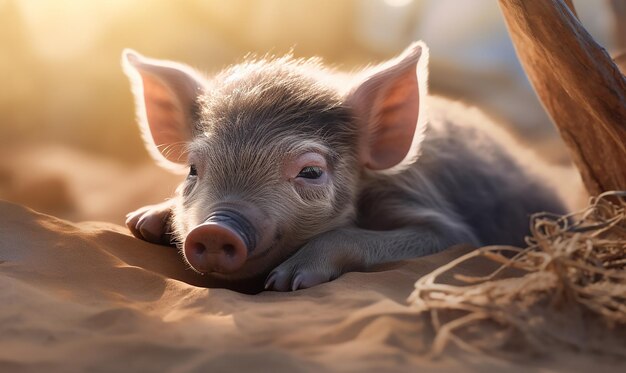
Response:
184,222,248,274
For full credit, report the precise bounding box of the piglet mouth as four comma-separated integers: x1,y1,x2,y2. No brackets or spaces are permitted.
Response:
183,209,258,274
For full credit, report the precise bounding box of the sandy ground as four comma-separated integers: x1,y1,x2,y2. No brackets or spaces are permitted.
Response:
0,144,184,225
0,200,622,372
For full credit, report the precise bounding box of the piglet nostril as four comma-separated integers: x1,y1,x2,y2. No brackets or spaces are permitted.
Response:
222,244,236,258
192,242,207,256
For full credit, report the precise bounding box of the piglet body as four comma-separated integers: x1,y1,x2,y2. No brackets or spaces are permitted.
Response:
123,42,565,291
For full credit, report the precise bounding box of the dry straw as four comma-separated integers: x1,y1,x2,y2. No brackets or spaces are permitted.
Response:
409,191,626,358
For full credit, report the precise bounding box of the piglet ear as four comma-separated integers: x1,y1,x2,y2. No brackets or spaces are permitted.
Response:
122,49,206,171
347,41,429,173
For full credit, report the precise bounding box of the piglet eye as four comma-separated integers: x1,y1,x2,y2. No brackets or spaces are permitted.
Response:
189,165,197,177
297,166,323,179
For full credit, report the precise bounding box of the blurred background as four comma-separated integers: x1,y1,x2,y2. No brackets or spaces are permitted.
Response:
0,0,623,224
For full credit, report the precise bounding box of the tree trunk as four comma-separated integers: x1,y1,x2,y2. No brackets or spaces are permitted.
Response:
498,0,626,195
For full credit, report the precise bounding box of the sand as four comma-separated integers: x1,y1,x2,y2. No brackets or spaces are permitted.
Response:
0,200,622,372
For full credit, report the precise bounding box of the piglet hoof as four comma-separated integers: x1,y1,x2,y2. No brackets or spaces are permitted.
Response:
264,267,333,292
125,202,174,246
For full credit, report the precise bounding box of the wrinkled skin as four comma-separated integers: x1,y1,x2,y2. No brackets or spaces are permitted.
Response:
123,42,565,291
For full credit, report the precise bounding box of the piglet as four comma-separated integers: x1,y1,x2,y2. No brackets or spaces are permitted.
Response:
122,42,565,291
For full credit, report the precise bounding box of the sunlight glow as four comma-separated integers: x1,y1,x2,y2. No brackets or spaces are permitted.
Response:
383,0,413,7
15,0,132,60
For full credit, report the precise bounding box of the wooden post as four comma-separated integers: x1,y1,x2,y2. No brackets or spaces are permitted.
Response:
498,0,626,195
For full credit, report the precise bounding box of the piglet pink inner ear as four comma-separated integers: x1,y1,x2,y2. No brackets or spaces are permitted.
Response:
347,41,429,173
122,49,206,170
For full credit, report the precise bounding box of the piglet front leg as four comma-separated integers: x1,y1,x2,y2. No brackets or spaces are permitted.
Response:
265,224,478,292
125,200,175,246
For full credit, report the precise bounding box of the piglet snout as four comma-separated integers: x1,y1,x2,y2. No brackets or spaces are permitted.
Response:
184,211,256,274
184,223,247,273
184,210,256,274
